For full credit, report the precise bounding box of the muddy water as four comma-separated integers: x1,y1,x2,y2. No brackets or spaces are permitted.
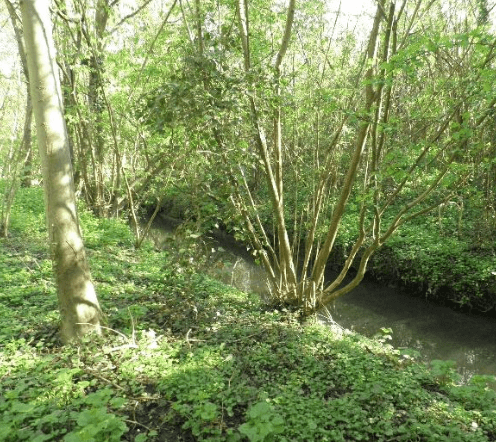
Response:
147,216,496,381
327,281,496,382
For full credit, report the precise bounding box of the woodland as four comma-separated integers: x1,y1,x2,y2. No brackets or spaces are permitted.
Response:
0,0,496,440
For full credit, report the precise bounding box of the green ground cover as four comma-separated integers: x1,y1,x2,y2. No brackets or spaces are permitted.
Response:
0,187,495,441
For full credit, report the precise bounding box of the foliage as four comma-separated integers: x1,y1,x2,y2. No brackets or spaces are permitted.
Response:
4,185,46,242
0,186,495,441
5,0,492,313
238,401,284,442
127,0,496,315
0,361,127,442
369,208,496,311
78,202,134,249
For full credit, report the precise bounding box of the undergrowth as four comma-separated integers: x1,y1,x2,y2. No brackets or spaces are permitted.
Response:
0,186,495,441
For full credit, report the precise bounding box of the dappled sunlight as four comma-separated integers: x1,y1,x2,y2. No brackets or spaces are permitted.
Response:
1,199,495,440
2,0,496,437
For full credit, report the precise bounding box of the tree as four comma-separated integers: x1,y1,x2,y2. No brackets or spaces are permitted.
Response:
92,0,495,313
140,0,496,316
53,0,156,218
228,0,496,315
20,0,101,342
1,0,33,238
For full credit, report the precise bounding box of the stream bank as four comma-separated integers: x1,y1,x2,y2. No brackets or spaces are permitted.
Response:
146,214,496,381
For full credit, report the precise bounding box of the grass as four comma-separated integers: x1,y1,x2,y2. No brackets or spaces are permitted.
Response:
0,186,495,441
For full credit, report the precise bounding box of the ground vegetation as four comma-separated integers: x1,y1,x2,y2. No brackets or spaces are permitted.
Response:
0,0,494,437
0,185,495,441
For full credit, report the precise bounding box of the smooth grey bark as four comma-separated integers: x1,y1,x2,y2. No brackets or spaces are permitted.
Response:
20,0,101,342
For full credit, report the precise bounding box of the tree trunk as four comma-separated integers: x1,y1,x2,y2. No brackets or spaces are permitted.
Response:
20,0,101,342
4,0,34,188
88,0,111,216
0,91,32,238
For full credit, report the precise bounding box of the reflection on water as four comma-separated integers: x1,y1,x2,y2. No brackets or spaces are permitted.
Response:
147,217,496,381
327,280,496,382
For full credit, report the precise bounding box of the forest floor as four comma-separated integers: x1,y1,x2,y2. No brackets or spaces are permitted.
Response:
0,187,496,442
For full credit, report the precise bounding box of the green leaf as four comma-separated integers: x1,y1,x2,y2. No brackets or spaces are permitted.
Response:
247,401,271,419
200,402,218,420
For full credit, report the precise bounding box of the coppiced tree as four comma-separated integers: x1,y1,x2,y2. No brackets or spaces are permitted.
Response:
141,0,496,315
21,0,101,341
231,0,496,315
97,0,496,314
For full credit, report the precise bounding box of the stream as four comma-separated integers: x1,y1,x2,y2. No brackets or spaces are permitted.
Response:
146,215,496,382
327,280,496,382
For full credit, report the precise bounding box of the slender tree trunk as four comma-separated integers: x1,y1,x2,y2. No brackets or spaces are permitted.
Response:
89,0,111,216
20,0,101,342
0,91,32,237
1,0,33,235
5,0,34,188
19,84,33,188
235,0,298,298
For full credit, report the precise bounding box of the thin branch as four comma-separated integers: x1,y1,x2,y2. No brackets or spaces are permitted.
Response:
109,0,154,33
132,0,179,91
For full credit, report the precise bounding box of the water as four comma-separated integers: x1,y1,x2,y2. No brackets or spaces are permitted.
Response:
328,280,496,382
146,216,496,380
